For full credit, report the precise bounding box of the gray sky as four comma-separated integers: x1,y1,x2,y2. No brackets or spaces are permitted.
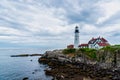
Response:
0,0,120,49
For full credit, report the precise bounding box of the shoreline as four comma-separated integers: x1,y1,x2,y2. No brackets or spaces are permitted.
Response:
10,53,43,57
38,49,120,80
39,57,113,80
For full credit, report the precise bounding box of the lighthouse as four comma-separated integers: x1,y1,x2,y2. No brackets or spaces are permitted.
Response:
74,26,79,48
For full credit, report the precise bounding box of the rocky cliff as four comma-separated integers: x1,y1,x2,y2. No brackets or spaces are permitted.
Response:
38,49,120,80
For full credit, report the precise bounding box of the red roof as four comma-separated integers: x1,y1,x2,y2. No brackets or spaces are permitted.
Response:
79,44,88,47
97,42,109,46
67,44,74,48
88,37,108,44
101,38,107,42
88,38,97,44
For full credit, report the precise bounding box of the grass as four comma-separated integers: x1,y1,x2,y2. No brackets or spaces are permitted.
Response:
62,48,76,54
62,45,120,62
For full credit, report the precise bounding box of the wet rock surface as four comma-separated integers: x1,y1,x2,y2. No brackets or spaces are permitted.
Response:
23,77,28,80
38,50,120,80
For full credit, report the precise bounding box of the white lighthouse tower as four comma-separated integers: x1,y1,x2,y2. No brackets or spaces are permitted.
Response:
74,26,79,48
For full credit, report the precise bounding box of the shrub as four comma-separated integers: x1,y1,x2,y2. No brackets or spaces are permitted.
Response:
63,48,76,54
78,48,97,59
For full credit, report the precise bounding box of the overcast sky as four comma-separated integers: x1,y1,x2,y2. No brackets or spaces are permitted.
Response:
0,0,120,49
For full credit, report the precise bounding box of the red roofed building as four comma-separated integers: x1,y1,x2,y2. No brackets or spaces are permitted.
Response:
67,44,74,49
79,37,110,49
97,42,109,46
79,44,88,48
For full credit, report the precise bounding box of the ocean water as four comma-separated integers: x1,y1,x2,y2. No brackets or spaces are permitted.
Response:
0,49,52,80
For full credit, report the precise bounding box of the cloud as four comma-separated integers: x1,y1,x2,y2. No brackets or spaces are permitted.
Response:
96,0,120,24
0,0,120,48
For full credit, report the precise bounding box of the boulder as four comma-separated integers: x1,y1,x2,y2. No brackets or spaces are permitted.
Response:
23,77,28,80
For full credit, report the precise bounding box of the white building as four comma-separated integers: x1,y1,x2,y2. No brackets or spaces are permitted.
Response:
79,37,110,49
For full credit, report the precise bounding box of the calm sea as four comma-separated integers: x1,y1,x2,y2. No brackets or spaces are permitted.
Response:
0,49,53,80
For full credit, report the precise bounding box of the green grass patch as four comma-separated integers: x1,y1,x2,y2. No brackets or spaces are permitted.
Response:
63,48,76,54
78,48,97,59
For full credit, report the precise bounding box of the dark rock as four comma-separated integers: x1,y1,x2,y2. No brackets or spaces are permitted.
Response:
34,69,38,72
32,72,35,74
38,49,120,80
23,77,28,80
11,54,43,57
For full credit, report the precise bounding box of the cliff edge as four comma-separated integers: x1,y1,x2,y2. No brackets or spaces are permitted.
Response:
38,49,120,80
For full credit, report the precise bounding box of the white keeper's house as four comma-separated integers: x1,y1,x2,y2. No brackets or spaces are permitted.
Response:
79,37,110,49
